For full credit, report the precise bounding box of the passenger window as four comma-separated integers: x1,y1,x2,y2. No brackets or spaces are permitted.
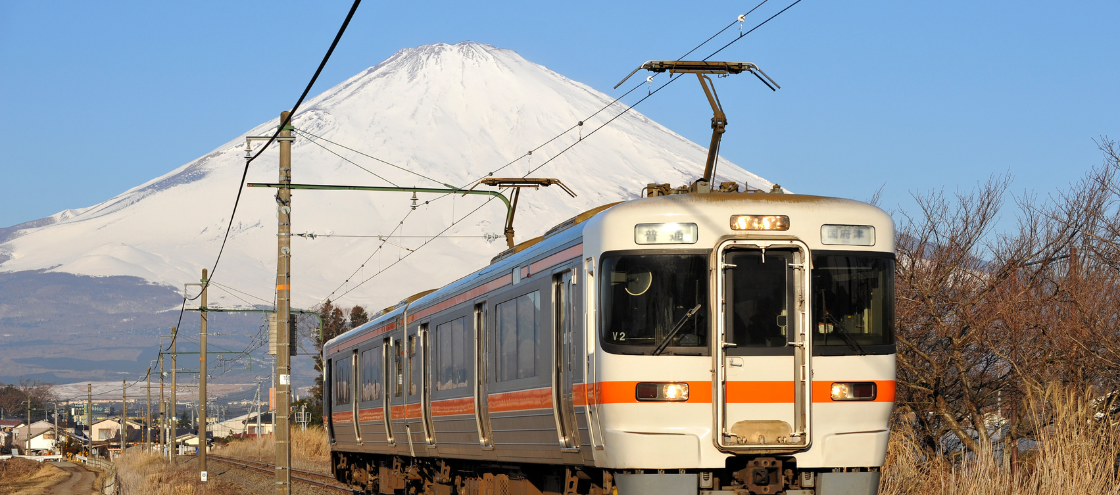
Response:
360,348,382,401
334,358,351,406
436,317,470,390
409,335,418,395
496,291,540,381
394,340,403,397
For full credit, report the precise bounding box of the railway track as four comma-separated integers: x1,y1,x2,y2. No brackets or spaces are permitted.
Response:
193,454,355,493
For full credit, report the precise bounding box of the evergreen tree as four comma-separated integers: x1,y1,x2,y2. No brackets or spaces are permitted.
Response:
350,306,369,328
308,300,368,418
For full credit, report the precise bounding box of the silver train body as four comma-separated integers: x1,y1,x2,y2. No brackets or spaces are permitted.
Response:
324,191,896,494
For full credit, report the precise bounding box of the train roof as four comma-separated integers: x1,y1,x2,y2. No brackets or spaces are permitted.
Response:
324,201,609,351
323,190,891,352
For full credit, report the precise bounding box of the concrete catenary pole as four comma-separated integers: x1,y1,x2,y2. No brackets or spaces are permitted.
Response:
85,385,91,454
171,326,177,465
85,383,91,456
146,369,152,452
199,268,209,481
122,379,127,453
26,397,31,453
159,351,165,458
256,379,262,439
275,110,293,495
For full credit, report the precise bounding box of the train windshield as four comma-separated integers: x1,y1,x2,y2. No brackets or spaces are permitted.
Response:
811,253,895,351
600,253,709,355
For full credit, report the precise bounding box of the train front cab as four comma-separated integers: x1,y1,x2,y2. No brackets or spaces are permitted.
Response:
584,193,895,495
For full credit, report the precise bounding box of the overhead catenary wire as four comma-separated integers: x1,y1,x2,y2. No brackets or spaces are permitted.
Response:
211,281,273,307
202,0,362,291
527,1,803,176
294,128,453,188
156,0,361,360
320,5,802,304
332,197,498,301
319,208,416,304
297,233,498,239
299,130,399,186
676,0,769,61
703,0,803,61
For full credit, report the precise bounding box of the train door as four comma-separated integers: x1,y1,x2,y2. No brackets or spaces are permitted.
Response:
714,240,811,451
332,353,354,443
553,270,579,451
420,323,436,446
584,257,605,450
351,349,361,443
326,357,335,443
391,334,405,450
382,338,394,445
473,302,494,449
406,328,421,456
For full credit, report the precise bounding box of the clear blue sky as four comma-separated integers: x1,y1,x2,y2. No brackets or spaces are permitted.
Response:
2,1,1117,228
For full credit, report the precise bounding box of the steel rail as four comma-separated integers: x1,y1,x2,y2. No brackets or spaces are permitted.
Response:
191,454,354,493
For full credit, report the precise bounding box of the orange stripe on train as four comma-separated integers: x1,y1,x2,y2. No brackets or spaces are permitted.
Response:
431,397,474,417
488,387,552,412
335,380,896,421
357,407,384,423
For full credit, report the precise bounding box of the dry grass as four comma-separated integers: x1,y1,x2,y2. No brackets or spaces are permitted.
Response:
881,386,1120,495
115,450,241,495
0,457,44,481
213,426,330,474
0,458,65,495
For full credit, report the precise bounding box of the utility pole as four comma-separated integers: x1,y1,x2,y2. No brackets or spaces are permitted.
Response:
87,384,92,457
166,399,172,458
147,369,152,452
171,326,178,465
256,379,263,439
270,359,276,434
53,402,58,454
276,110,294,495
159,351,165,458
199,268,209,481
122,379,127,454
26,397,31,454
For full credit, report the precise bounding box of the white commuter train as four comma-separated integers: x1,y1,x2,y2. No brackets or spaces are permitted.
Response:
323,187,895,495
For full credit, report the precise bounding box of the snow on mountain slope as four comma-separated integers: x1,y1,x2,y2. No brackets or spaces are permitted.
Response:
0,42,773,311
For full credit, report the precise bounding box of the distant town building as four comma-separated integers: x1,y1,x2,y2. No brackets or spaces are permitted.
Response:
71,404,113,425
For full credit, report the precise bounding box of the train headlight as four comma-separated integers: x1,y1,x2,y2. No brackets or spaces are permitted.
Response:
830,382,876,401
636,382,689,402
731,215,790,231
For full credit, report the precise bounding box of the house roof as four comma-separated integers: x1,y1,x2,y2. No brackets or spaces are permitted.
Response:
12,423,54,439
91,417,145,429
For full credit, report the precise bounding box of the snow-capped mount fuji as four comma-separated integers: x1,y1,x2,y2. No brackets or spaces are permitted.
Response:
0,41,773,312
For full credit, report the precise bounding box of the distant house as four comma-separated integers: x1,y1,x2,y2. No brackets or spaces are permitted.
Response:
211,412,273,438
11,420,55,451
24,429,59,452
0,419,22,430
90,417,145,443
176,431,214,453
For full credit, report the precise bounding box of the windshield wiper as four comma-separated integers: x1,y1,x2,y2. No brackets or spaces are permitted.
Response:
652,304,703,356
824,313,866,356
